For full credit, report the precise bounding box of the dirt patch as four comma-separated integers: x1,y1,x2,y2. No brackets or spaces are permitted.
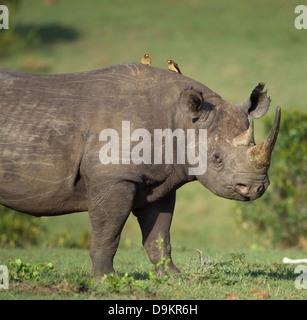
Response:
9,281,93,298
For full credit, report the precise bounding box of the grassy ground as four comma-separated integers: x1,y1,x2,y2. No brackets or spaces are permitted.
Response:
1,246,307,300
1,0,307,300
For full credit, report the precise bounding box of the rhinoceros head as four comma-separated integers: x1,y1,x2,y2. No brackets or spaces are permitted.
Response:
179,83,281,201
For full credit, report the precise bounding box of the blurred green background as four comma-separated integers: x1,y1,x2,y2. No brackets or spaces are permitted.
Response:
0,0,306,251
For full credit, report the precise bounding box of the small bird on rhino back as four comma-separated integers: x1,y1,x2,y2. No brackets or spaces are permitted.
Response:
141,54,151,66
167,59,181,74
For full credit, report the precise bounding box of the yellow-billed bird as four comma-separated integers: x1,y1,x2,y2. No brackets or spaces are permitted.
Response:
167,59,181,74
141,54,151,66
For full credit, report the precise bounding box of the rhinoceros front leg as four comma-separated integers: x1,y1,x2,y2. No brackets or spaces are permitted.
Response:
133,192,180,276
88,181,136,276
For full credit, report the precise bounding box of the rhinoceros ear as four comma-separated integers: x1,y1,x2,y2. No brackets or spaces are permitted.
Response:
179,89,205,118
236,83,271,119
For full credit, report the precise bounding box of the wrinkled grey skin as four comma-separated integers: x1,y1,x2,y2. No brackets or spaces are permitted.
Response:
0,63,280,276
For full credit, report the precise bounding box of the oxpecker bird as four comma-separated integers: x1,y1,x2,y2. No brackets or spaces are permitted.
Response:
167,59,181,74
141,54,151,66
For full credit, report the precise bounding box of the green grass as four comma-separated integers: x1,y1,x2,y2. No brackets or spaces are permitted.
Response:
1,246,307,300
1,0,307,300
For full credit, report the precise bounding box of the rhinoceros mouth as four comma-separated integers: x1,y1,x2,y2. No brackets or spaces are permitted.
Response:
233,179,268,201
234,185,251,201
235,184,250,197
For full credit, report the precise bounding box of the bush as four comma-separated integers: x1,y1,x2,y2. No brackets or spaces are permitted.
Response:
7,258,54,282
235,110,307,248
0,206,46,248
50,229,90,249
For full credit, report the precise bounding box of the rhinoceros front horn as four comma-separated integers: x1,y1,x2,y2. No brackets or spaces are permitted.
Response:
248,106,281,169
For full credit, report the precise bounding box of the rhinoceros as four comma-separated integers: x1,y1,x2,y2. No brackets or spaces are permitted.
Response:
0,62,280,276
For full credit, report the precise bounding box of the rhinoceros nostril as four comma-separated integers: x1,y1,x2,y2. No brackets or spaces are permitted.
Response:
236,184,249,197
257,185,264,193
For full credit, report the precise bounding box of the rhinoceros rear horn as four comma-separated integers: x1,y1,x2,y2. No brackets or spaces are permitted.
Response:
232,119,255,147
248,106,281,169
179,89,204,118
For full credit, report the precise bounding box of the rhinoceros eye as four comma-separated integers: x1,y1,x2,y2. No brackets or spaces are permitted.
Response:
213,153,222,164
